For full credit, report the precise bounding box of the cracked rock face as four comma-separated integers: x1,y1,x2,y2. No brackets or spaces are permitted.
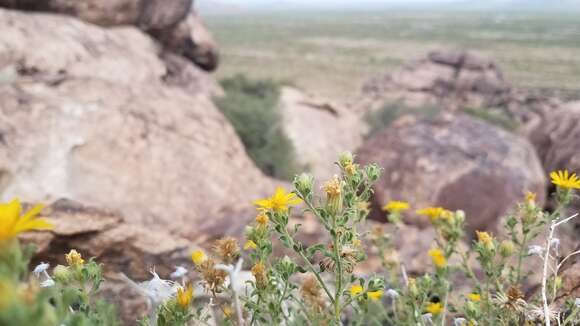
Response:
357,113,546,233
0,8,272,239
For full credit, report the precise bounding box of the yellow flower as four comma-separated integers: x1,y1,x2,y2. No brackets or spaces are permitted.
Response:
65,249,84,267
350,285,363,297
222,305,233,318
244,240,257,250
426,302,443,315
255,213,269,226
416,207,445,222
476,231,495,251
191,250,206,265
0,199,51,241
253,187,302,213
382,201,410,213
525,192,536,203
468,293,481,302
428,248,447,268
176,283,193,308
323,176,343,197
343,162,356,175
352,238,362,247
550,170,580,190
368,290,384,301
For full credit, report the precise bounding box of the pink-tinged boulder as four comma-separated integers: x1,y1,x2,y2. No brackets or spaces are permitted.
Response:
358,49,512,113
357,113,546,232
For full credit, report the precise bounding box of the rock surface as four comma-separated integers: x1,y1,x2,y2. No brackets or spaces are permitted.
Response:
0,8,272,239
0,0,218,71
357,113,547,232
279,87,365,180
359,48,512,113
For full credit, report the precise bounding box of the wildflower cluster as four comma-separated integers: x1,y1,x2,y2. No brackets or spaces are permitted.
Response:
2,159,580,326
0,200,119,326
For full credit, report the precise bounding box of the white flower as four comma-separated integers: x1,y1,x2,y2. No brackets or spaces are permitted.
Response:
40,278,55,288
215,258,244,293
33,262,50,275
170,266,188,279
575,297,580,307
138,271,178,306
454,318,467,326
550,238,560,250
527,245,543,256
385,288,399,299
422,313,433,324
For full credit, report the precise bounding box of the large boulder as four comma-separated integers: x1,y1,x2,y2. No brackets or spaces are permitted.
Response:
0,8,271,239
278,87,365,180
527,101,580,175
357,113,547,232
358,49,512,113
525,101,580,222
0,0,219,71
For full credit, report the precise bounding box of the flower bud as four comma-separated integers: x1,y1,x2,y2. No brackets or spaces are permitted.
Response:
499,240,515,257
338,151,354,167
52,265,71,284
323,175,343,216
454,210,466,224
365,164,381,182
408,278,418,297
65,249,84,267
294,173,314,196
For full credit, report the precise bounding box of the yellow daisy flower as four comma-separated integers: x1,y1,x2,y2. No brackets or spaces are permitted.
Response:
350,285,363,297
382,201,410,213
243,240,257,250
428,248,447,268
367,290,384,301
253,187,302,213
191,250,206,265
0,198,51,242
176,283,193,308
468,293,481,302
476,231,495,251
416,207,445,222
426,302,443,315
550,170,580,190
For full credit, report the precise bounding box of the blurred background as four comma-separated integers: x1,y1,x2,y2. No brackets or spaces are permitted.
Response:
1,0,579,322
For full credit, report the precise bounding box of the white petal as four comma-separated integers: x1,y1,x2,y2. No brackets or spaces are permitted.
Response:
33,262,50,275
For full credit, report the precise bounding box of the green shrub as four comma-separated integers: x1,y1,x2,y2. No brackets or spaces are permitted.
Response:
364,102,441,138
214,74,299,180
463,107,517,131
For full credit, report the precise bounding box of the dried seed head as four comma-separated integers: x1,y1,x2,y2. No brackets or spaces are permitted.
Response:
300,274,325,312
213,237,240,264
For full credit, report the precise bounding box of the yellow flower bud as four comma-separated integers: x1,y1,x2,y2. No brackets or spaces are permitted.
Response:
65,249,84,267
191,250,206,265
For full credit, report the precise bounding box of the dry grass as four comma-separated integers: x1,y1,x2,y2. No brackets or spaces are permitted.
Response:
205,10,580,101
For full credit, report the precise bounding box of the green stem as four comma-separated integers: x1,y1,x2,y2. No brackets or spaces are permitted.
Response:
285,226,335,305
515,232,528,285
332,213,344,325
